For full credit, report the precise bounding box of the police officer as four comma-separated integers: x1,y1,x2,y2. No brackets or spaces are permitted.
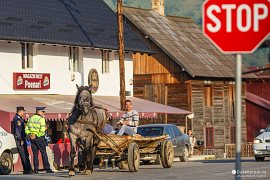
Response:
12,106,32,174
25,107,53,174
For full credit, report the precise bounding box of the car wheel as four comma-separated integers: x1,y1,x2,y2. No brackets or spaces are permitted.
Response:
180,146,189,162
0,152,13,175
160,140,174,168
255,157,265,162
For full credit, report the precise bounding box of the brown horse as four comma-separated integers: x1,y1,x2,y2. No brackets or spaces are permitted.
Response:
68,85,108,176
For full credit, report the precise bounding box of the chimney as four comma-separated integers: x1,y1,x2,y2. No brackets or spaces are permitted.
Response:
151,0,165,16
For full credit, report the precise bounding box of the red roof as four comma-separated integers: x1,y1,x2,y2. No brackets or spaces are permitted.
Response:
245,92,270,111
0,94,192,120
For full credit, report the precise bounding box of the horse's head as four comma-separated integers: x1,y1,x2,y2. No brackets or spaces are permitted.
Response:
75,84,93,115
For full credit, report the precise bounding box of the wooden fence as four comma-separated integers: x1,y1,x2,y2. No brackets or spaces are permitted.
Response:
225,143,254,158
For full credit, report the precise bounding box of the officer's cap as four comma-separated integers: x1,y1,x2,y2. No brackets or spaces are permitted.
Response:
36,107,46,111
16,106,26,112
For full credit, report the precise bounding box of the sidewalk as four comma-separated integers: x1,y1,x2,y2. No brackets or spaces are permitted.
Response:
174,155,216,162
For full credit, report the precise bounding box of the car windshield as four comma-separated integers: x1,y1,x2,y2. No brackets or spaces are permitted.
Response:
137,127,163,137
265,125,270,132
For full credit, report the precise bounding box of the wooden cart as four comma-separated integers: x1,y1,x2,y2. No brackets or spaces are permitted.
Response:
94,133,174,172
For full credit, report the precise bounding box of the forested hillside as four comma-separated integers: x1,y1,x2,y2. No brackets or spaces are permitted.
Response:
104,0,269,67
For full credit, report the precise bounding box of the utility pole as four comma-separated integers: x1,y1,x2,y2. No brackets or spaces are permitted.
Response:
117,0,126,111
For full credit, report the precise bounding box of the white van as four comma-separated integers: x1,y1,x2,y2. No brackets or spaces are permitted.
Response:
0,127,19,175
253,124,270,161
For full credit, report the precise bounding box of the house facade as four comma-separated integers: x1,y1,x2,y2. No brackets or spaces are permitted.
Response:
0,41,135,96
0,0,153,97
0,0,156,137
123,0,249,154
246,65,270,142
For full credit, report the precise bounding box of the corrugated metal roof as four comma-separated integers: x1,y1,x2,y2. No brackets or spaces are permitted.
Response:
124,7,251,78
0,0,152,54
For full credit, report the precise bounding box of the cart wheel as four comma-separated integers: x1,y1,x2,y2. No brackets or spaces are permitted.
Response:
160,140,174,168
118,161,128,170
128,142,140,172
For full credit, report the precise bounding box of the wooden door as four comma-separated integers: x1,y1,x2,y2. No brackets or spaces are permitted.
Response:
205,127,214,149
144,84,168,123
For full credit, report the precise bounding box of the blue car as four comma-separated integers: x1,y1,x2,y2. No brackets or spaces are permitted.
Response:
137,124,191,163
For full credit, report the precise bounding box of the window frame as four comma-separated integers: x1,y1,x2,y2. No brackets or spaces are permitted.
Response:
102,50,110,74
171,125,182,137
204,85,213,107
164,126,175,138
68,47,80,72
21,43,33,69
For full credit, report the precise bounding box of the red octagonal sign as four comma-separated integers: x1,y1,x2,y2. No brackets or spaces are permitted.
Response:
203,0,270,54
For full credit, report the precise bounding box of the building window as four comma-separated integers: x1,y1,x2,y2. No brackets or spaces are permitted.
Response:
102,50,110,73
205,127,214,148
69,47,79,72
204,86,213,107
22,43,33,69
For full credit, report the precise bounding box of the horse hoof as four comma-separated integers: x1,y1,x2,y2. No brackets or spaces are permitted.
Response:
69,171,75,176
84,170,92,175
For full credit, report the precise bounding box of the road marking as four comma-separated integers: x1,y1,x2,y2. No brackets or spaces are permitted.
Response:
215,171,233,175
215,166,270,176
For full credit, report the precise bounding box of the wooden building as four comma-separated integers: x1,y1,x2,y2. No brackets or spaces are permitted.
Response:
246,41,270,142
246,65,270,142
123,0,251,152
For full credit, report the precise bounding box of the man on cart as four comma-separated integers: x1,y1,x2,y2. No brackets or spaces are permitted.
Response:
117,100,139,136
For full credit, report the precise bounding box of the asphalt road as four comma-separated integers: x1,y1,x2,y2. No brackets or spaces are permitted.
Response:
2,157,270,180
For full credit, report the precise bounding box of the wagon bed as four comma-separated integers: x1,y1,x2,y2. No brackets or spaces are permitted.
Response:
94,133,174,172
97,134,167,152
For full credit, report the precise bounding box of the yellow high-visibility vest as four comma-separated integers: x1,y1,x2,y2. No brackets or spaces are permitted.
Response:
25,114,46,137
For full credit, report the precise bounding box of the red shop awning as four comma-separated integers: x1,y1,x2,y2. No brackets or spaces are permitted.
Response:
0,94,192,121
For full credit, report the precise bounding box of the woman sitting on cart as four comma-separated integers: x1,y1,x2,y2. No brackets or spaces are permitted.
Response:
116,100,139,136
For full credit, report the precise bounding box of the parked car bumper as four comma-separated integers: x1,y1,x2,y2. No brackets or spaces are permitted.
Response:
140,154,158,162
253,143,270,157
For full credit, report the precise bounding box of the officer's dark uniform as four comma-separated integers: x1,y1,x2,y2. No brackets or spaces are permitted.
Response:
25,107,53,174
12,106,31,174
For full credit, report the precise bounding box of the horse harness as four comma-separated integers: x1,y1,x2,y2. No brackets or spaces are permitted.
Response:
76,105,108,133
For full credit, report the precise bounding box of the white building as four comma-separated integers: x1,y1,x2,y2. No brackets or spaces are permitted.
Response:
0,0,153,96
0,41,135,96
0,0,154,136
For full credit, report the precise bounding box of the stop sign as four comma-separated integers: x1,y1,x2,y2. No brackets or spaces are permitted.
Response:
203,0,270,54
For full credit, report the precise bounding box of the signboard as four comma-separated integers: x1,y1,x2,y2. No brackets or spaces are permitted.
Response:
13,73,50,90
203,0,270,53
88,69,99,93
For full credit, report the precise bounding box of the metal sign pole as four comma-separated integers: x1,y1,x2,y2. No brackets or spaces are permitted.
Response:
235,54,242,180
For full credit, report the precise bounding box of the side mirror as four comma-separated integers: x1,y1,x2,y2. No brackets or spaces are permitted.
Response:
260,129,265,133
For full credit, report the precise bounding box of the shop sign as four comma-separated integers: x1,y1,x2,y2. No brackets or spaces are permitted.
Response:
13,72,50,90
